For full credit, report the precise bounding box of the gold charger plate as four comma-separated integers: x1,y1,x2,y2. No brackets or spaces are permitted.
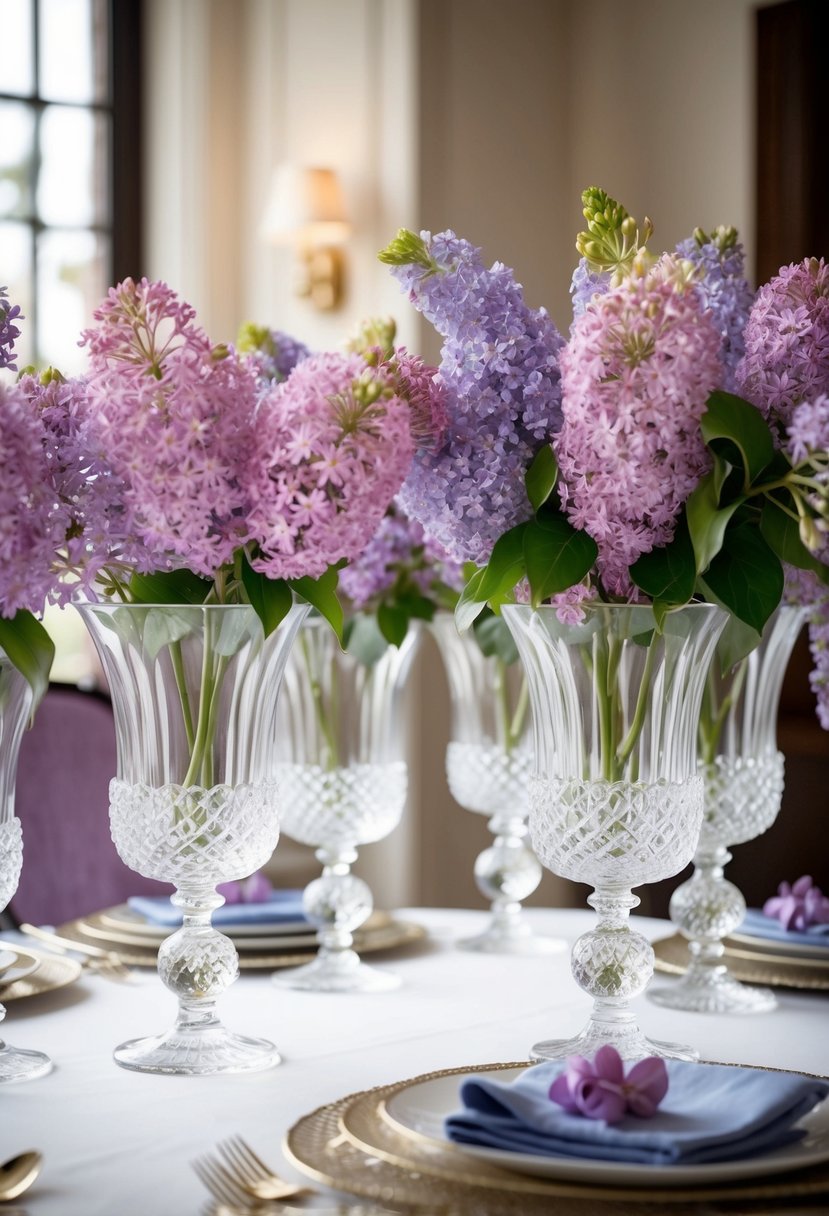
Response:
284,1062,829,1214
0,949,82,1001
653,933,829,991
54,909,426,970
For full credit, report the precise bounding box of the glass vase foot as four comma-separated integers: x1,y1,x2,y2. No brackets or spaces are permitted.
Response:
0,1043,53,1083
113,1024,281,1075
649,968,777,1015
273,947,400,993
458,911,566,956
530,1022,699,1064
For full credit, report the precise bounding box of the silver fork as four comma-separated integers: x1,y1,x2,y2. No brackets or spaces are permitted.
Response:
215,1136,311,1202
18,923,134,982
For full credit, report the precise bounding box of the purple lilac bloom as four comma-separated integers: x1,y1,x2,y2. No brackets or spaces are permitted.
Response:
386,230,565,564
0,381,66,616
556,255,722,597
81,278,263,579
548,1046,668,1124
0,287,23,372
569,258,611,324
238,323,311,387
339,507,463,609
736,257,829,429
763,875,829,931
247,353,414,581
675,228,754,393
19,371,142,597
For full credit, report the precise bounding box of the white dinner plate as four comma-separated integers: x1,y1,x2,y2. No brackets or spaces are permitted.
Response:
728,930,829,963
382,1066,829,1188
0,946,42,986
100,902,312,939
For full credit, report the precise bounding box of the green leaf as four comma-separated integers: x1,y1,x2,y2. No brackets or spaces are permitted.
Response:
454,567,488,633
289,567,344,643
343,614,389,665
696,578,762,671
141,607,200,660
476,523,529,602
524,445,558,512
377,601,409,647
686,471,745,573
702,522,784,635
128,569,212,605
701,391,776,486
522,509,597,606
0,611,54,709
240,561,293,636
760,496,829,584
630,514,696,615
472,612,519,664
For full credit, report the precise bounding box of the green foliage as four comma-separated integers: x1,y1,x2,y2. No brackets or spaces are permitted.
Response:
377,229,438,274
343,613,389,665
289,567,344,643
128,569,213,605
472,611,519,664
240,559,293,636
0,611,55,709
523,507,597,606
700,392,776,487
524,444,558,511
630,513,696,628
701,520,783,635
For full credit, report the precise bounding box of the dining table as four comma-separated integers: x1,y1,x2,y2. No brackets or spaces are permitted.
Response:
1,905,828,1216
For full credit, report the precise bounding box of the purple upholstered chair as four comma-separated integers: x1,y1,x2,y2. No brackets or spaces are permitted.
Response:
10,684,170,927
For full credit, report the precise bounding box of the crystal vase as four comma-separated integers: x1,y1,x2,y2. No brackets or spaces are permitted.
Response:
79,601,307,1075
649,606,806,1015
273,618,419,992
504,602,725,1062
431,614,564,954
0,652,52,1083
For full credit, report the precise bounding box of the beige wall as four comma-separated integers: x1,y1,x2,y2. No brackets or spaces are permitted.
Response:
143,0,764,911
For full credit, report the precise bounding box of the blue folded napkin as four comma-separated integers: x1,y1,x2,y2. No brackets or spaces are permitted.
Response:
740,908,829,946
444,1060,828,1165
127,891,308,927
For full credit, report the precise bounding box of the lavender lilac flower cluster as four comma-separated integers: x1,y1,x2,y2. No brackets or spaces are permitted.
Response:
338,507,463,610
675,227,754,392
0,287,22,372
384,230,565,564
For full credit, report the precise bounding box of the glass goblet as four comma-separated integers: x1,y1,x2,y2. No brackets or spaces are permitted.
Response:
504,602,725,1062
432,614,564,954
0,654,52,1082
274,618,419,992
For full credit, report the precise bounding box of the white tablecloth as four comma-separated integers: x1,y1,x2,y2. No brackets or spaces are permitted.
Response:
3,907,828,1216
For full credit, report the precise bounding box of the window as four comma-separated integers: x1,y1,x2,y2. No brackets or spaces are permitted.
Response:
0,0,141,374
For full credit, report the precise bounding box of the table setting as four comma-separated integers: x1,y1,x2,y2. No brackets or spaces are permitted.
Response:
2,189,829,1213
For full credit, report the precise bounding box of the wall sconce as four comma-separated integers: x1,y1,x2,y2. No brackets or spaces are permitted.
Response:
261,164,349,311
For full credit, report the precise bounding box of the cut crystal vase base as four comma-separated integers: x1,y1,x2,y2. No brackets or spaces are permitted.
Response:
457,922,567,956
113,1024,281,1076
530,1020,699,1064
649,967,777,1015
272,949,401,995
0,1043,53,1083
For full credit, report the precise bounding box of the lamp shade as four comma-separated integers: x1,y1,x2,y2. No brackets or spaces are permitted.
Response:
261,164,349,246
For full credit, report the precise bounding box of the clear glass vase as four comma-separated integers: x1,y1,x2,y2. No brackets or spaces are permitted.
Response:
431,614,564,955
504,602,725,1062
649,606,806,1015
273,618,419,992
0,652,52,1083
79,601,307,1075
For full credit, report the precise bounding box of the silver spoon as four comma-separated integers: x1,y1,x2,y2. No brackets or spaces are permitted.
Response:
0,1150,42,1201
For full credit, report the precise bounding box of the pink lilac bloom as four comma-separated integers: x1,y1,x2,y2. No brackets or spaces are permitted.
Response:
385,349,448,452
0,381,66,616
247,352,413,581
763,875,829,931
555,255,722,597
736,257,829,429
387,230,565,564
548,1046,668,1124
339,507,463,609
0,287,23,371
81,278,261,579
675,228,754,393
